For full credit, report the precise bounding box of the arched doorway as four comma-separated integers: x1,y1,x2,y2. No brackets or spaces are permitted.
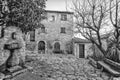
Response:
38,41,45,54
53,42,61,53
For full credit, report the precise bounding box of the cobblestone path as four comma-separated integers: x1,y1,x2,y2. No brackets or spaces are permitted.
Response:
12,54,110,80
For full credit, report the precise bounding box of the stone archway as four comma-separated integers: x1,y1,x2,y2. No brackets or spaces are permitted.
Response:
38,41,45,54
53,42,61,53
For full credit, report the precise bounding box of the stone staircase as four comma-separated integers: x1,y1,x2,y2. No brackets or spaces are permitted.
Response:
1,65,31,80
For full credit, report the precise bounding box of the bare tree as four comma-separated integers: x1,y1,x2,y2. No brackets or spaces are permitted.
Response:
73,0,109,56
106,0,120,62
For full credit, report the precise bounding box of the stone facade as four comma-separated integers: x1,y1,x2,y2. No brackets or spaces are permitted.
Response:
26,10,73,54
73,37,93,58
73,37,108,58
74,43,93,58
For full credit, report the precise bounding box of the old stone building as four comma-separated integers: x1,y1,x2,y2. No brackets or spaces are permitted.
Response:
26,10,74,54
73,34,109,58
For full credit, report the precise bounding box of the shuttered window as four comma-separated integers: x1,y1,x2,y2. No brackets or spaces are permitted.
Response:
61,27,66,33
30,30,35,41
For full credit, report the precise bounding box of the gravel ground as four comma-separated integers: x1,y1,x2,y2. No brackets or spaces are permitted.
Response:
12,54,110,80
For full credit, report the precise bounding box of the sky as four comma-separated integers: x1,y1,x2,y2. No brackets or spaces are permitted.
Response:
46,0,73,11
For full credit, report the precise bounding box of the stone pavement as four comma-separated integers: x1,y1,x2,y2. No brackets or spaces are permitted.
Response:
12,54,110,80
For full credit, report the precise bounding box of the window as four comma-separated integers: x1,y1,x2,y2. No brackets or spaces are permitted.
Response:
41,26,45,33
38,41,45,51
51,15,55,21
30,30,35,41
61,27,66,33
54,42,60,50
61,14,67,21
49,15,55,22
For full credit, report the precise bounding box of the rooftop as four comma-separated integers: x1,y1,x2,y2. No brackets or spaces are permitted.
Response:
45,10,74,14
72,37,91,43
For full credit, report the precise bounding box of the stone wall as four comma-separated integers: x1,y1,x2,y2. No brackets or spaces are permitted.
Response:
26,11,73,54
73,43,93,58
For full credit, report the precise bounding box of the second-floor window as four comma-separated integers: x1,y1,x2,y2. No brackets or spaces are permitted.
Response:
61,14,67,21
49,15,55,22
30,30,35,41
51,15,55,21
61,27,66,33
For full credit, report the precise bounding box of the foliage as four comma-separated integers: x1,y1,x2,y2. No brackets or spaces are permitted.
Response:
0,0,46,33
106,35,120,62
73,0,120,61
26,43,36,51
73,0,109,56
89,44,104,61
103,0,120,62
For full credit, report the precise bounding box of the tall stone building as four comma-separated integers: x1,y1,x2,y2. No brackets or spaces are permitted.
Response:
26,10,74,54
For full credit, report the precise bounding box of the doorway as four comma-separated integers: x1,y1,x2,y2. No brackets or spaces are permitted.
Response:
38,41,45,54
53,42,61,53
79,44,85,58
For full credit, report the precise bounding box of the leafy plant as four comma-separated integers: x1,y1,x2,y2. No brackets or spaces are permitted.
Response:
0,0,47,33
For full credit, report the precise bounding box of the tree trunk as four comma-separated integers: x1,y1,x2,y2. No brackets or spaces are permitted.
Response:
94,42,106,57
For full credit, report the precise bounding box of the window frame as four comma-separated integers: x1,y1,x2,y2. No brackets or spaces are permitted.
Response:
61,14,67,21
51,15,55,21
54,42,60,50
60,27,66,33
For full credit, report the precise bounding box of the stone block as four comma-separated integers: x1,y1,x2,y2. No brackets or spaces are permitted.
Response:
8,66,22,72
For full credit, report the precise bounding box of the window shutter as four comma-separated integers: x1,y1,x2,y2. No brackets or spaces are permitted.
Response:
61,27,66,33
30,30,35,41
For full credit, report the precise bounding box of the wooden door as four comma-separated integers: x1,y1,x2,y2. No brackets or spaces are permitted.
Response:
38,41,45,54
79,44,85,58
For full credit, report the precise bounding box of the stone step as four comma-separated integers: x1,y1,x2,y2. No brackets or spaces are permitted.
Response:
4,67,28,80
8,66,22,73
12,68,28,77
98,61,120,77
